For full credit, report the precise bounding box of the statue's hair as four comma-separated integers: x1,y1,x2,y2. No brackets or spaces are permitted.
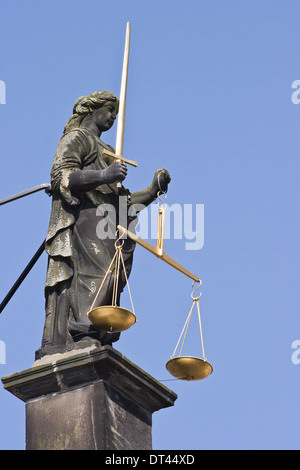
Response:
63,90,119,135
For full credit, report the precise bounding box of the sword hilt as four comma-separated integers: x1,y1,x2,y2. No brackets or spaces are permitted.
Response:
101,148,137,189
101,148,137,167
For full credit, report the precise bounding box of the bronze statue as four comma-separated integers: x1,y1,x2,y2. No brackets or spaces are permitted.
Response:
35,91,170,358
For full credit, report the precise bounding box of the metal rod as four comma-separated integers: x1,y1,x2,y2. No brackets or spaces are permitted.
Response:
0,240,46,314
0,183,52,206
116,21,131,158
101,148,137,167
117,225,200,283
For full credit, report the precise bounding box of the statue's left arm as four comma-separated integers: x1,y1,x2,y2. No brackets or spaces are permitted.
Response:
130,168,171,209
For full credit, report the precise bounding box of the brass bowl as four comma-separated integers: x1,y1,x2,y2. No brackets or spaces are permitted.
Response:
87,306,137,332
166,356,213,381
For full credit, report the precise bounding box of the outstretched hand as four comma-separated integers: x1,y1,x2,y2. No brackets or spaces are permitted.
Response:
150,169,171,197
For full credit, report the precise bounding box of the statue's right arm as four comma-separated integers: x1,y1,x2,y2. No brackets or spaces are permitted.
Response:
69,161,127,193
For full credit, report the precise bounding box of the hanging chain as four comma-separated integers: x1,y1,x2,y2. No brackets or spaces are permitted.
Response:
171,300,195,358
171,281,206,361
195,299,206,361
90,249,118,311
89,231,135,315
119,247,136,316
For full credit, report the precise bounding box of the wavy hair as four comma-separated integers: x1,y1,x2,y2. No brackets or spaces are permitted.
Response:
63,90,119,135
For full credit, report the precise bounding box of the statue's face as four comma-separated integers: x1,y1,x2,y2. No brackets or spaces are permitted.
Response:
92,101,118,132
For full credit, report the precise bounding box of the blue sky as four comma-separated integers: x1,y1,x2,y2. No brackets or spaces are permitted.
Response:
0,0,300,450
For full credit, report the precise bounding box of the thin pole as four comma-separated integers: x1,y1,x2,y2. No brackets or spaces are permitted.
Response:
0,184,51,206
0,240,46,314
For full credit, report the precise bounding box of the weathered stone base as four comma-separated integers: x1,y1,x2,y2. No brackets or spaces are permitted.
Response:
1,345,177,450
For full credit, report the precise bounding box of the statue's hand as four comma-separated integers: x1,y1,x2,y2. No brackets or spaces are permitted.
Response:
150,169,171,197
101,161,127,184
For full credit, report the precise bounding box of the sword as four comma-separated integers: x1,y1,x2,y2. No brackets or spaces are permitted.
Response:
102,22,137,185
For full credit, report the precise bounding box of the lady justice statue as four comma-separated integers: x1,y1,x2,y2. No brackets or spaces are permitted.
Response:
35,90,170,359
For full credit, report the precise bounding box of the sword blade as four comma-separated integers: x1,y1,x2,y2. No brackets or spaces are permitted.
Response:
116,21,130,158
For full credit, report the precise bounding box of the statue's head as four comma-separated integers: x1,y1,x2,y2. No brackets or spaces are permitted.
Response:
63,91,119,134
73,91,119,115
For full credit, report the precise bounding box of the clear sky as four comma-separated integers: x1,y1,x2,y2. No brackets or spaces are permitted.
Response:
0,0,300,450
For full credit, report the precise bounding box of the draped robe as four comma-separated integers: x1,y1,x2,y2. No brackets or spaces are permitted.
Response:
36,127,136,357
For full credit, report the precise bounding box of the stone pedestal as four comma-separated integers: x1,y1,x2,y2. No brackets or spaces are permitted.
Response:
1,345,177,450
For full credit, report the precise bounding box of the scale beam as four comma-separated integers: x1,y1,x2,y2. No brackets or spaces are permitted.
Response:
117,225,200,283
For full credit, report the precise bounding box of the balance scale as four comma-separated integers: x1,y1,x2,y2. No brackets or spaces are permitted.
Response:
87,22,213,382
87,193,213,382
